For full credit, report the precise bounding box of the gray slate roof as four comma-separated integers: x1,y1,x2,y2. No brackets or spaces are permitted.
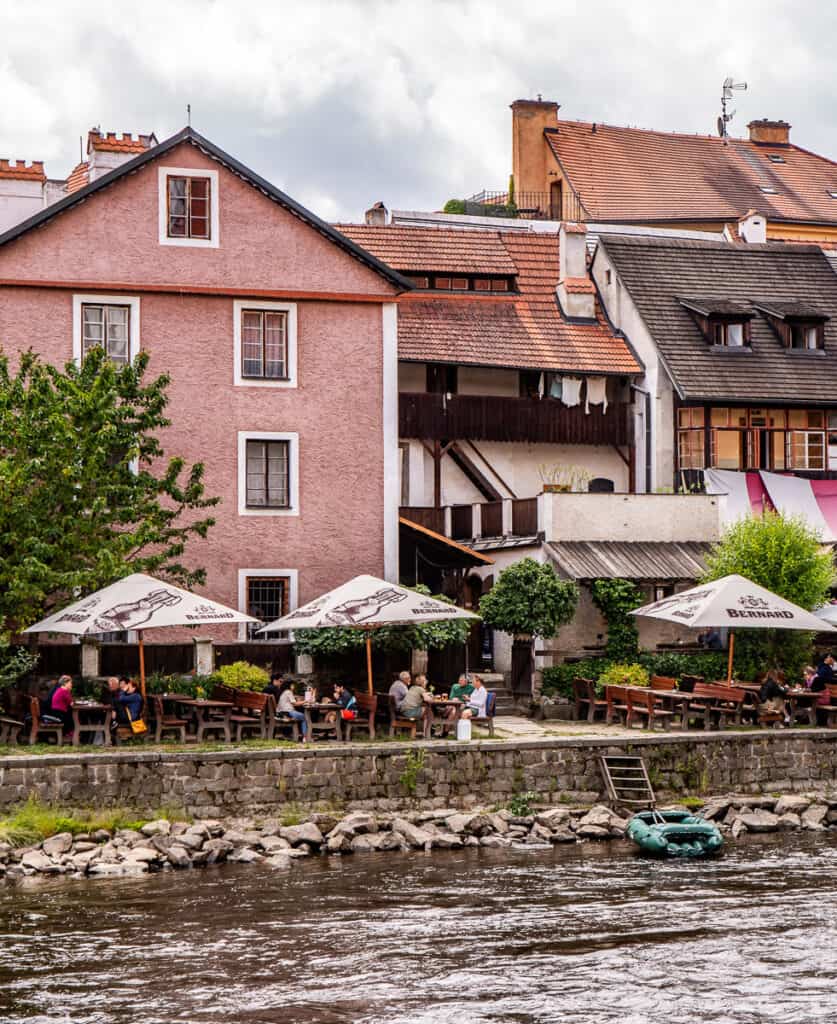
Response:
598,235,837,404
548,541,712,581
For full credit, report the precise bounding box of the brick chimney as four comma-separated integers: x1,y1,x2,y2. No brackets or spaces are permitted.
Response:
87,129,158,182
0,159,47,233
557,222,595,319
748,119,791,145
364,201,388,226
511,98,560,199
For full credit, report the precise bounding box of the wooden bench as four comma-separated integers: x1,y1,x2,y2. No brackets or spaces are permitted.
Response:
343,692,377,741
811,684,837,728
386,694,419,739
27,696,63,746
228,690,270,741
0,715,23,745
649,675,677,691
691,683,747,730
626,688,675,731
149,694,189,743
605,685,630,726
573,677,607,723
272,695,301,742
471,690,497,737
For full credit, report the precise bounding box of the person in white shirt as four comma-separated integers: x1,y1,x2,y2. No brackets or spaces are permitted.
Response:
460,674,488,720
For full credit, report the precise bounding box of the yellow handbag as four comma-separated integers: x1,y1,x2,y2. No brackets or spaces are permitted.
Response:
125,705,148,735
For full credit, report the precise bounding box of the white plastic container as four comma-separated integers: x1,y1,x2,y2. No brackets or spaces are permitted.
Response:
456,718,472,742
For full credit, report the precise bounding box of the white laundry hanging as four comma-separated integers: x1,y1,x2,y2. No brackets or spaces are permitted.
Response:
561,376,582,408
585,376,608,414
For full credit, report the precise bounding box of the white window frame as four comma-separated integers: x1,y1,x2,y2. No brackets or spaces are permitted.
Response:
233,300,298,388
158,166,219,248
72,293,140,366
237,568,298,641
237,431,300,516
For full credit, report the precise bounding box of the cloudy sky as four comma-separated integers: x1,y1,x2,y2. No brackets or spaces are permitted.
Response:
1,1,835,221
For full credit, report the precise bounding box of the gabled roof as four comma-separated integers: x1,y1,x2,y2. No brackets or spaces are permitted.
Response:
546,120,837,225
598,234,837,403
0,127,411,291
339,224,641,375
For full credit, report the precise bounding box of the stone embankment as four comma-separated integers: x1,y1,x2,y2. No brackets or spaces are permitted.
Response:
4,792,837,884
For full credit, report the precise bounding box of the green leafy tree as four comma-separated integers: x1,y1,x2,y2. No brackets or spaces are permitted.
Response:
701,512,834,678
479,558,578,638
0,349,218,636
590,578,642,662
293,585,472,656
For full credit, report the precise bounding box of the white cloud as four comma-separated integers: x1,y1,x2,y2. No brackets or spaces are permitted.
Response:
0,0,835,219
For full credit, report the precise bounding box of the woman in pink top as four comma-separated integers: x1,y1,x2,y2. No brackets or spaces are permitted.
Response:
49,675,74,739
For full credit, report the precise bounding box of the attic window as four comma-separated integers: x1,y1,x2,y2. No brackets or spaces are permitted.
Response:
767,154,786,163
752,301,829,351
828,190,837,199
712,321,748,348
679,297,754,349
404,274,515,292
759,186,779,194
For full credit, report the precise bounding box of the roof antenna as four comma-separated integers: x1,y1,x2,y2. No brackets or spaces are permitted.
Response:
79,136,83,162
718,77,747,143
187,103,191,128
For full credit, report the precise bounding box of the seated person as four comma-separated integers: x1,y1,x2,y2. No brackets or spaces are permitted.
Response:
810,666,834,724
460,675,488,720
264,672,284,702
49,675,75,738
445,674,474,730
399,676,433,722
758,673,788,722
276,679,307,742
814,654,835,685
333,682,358,721
697,627,722,650
112,679,143,727
99,676,121,706
389,671,411,710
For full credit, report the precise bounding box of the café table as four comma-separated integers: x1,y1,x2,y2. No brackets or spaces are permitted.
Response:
298,701,343,742
426,698,463,739
71,701,112,747
785,688,819,726
174,699,233,742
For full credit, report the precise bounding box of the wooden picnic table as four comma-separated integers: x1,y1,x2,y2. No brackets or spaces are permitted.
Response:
785,688,819,726
426,697,464,738
71,701,112,747
296,701,343,742
174,698,234,742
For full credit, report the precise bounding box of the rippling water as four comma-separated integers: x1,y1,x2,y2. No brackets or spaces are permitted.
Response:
1,833,836,1024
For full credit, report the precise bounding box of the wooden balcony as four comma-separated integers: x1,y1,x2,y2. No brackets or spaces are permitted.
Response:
399,392,630,446
401,497,541,543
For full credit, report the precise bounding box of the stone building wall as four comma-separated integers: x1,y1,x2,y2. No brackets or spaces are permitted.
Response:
2,732,836,819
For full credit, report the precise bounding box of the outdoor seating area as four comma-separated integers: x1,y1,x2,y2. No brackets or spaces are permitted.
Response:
572,673,837,733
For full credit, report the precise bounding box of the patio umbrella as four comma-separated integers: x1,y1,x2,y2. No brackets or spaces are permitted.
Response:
631,574,835,683
814,601,837,625
257,574,479,694
23,573,258,696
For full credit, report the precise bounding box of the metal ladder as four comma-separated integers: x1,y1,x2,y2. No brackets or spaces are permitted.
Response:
599,755,655,809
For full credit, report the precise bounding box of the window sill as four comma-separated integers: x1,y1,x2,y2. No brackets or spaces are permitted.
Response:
241,506,299,518
236,376,297,389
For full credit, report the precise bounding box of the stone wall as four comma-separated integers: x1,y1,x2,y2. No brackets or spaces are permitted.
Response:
2,732,837,818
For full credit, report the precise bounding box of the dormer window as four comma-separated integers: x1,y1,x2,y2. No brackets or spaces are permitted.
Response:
398,272,514,292
679,297,754,349
752,301,829,352
157,166,219,248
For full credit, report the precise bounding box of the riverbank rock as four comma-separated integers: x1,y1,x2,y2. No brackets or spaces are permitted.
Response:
21,850,59,873
140,819,171,837
801,805,828,830
279,823,324,848
391,818,432,848
774,795,810,816
166,845,192,869
42,833,73,858
738,810,780,833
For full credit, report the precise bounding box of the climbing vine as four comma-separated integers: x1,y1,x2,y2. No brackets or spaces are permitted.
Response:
590,578,642,662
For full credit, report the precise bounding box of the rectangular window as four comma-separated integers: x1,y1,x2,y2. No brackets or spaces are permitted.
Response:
712,321,748,347
435,277,452,290
240,310,288,379
490,279,509,292
245,440,290,508
678,429,705,469
246,576,289,639
711,429,744,469
789,323,823,350
426,363,458,394
788,431,825,470
167,175,211,239
81,304,130,366
451,277,469,290
473,278,491,292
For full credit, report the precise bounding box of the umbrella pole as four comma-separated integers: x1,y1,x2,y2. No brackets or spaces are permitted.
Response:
365,633,373,696
138,630,147,700
727,630,735,684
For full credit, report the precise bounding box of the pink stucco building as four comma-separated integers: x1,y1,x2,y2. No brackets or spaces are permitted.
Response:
0,128,408,638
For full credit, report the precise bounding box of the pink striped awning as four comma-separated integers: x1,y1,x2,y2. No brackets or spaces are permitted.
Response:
705,469,837,542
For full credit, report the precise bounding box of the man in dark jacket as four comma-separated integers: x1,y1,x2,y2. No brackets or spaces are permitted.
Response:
112,679,143,726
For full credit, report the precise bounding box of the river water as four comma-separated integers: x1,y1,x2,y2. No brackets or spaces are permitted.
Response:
1,833,836,1024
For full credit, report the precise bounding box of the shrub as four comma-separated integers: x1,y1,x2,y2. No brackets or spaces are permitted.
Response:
595,662,649,693
480,558,578,638
442,199,466,214
590,578,642,662
216,661,269,692
637,650,728,683
541,659,607,699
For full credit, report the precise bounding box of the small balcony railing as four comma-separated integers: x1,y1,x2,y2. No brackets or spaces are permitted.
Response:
401,497,541,543
463,189,587,222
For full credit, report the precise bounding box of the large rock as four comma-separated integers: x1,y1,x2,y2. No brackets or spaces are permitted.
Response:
166,845,192,869
72,848,101,870
264,854,293,870
774,795,810,816
89,862,146,877
140,819,171,837
731,818,747,840
258,836,291,854
445,814,475,835
700,799,732,822
279,823,324,848
71,841,96,854
738,810,779,833
349,835,381,853
480,835,511,848
178,832,206,852
91,829,111,843
227,848,263,864
326,833,353,854
391,818,433,848
576,824,610,840
776,813,801,830
801,805,828,830
464,814,494,837
552,828,577,844
123,847,159,864
577,805,615,831
42,833,73,858
21,850,60,873
330,812,378,838
535,808,571,830
203,839,233,864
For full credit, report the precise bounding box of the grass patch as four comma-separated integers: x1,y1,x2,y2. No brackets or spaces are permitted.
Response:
0,796,190,848
680,795,705,810
0,738,301,758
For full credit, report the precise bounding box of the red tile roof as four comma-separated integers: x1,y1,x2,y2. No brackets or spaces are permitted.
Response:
87,130,157,154
0,159,45,182
65,161,89,194
339,225,641,375
546,120,837,225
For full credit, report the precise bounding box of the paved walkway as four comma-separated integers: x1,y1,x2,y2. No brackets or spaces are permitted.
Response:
483,716,636,741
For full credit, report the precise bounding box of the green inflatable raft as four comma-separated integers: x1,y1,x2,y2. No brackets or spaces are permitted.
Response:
626,810,724,857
